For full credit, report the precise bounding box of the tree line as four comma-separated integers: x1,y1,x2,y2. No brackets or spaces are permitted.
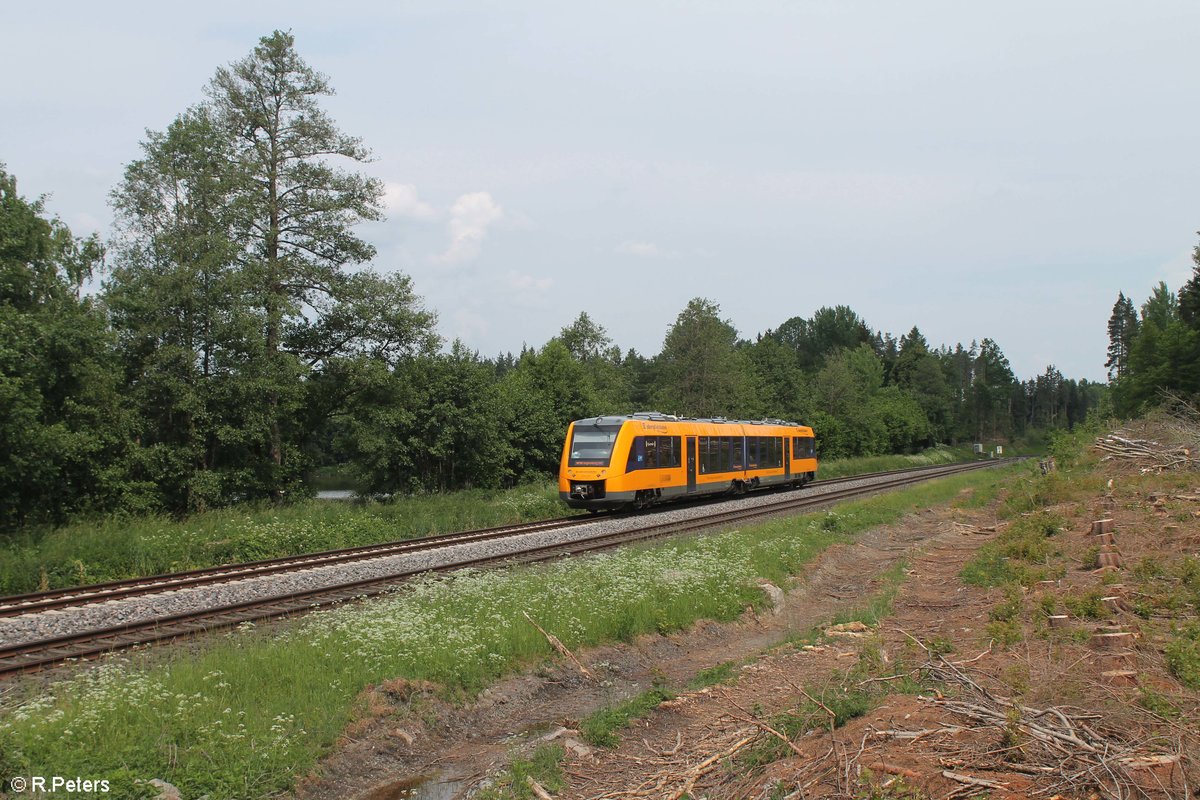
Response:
1105,256,1200,414
0,31,1102,530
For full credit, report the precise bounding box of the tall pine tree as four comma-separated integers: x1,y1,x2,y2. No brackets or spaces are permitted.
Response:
1105,292,1139,381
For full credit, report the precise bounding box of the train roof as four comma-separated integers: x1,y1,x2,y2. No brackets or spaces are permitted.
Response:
572,412,811,429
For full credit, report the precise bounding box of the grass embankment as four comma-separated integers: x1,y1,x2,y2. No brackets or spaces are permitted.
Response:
816,445,966,480
0,465,1018,800
0,446,977,596
0,484,565,595
576,557,917,758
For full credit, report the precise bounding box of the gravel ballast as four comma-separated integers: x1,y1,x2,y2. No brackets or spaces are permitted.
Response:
0,467,994,649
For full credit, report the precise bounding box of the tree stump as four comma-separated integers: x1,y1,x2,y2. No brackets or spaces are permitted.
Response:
1117,754,1183,794
1090,630,1135,651
1101,669,1138,687
1101,596,1125,613
1090,519,1115,535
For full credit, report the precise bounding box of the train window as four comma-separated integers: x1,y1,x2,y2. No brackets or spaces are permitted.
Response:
732,438,744,470
570,424,622,467
625,436,683,471
656,437,667,468
718,437,729,472
625,436,643,471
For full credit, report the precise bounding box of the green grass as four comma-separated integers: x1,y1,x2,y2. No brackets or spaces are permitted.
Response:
0,483,567,595
815,445,963,480
474,744,566,800
960,511,1064,588
580,687,675,748
739,685,875,768
1165,623,1200,689
0,465,1018,800
0,448,989,597
687,661,739,690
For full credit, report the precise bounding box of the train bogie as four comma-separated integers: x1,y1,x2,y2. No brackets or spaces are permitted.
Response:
558,413,817,511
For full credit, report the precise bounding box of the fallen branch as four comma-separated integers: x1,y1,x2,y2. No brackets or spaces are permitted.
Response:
526,775,555,800
668,735,756,800
523,611,595,681
866,762,921,780
942,770,1005,790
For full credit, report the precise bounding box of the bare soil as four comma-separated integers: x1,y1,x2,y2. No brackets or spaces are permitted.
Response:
298,465,1200,800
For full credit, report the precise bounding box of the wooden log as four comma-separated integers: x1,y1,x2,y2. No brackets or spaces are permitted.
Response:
525,776,554,800
865,762,921,780
1090,519,1114,535
1101,596,1125,613
1047,615,1071,629
1101,669,1138,687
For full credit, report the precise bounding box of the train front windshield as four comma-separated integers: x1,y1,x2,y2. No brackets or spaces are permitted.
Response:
568,425,622,467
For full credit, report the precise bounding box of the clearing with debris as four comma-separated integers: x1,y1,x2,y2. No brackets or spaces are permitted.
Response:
302,415,1199,800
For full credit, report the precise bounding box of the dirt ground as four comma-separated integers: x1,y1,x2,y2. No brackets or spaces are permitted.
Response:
298,464,1200,800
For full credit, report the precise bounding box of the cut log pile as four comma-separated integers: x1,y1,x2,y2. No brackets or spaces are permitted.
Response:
1093,434,1195,473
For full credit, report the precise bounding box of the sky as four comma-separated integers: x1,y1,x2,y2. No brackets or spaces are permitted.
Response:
4,1,1199,383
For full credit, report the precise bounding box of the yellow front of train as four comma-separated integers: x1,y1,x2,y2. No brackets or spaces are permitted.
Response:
558,416,635,510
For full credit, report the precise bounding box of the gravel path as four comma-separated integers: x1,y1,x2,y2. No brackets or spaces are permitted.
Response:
0,467,988,648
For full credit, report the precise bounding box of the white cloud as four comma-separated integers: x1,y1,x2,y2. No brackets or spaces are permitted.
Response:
616,240,677,259
72,212,101,234
383,182,437,221
1159,249,1195,288
452,308,490,340
434,191,504,265
506,270,554,292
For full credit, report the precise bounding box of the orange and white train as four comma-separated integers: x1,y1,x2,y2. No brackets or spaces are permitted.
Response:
558,412,817,511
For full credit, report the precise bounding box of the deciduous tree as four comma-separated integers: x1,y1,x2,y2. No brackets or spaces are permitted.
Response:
0,167,140,527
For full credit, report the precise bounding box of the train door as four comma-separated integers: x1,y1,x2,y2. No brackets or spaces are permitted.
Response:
686,436,697,493
784,437,791,480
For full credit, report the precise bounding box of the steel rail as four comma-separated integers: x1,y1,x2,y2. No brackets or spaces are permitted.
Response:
0,459,992,618
0,459,1009,678
0,516,599,618
0,460,1002,631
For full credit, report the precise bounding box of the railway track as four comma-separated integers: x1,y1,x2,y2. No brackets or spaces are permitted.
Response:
0,515,598,619
0,459,1010,677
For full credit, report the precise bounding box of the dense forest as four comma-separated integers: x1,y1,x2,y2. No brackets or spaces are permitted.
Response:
1105,272,1200,415
1,32,1110,530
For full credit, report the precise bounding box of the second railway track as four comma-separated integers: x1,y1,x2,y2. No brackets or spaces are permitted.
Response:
0,459,1012,678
